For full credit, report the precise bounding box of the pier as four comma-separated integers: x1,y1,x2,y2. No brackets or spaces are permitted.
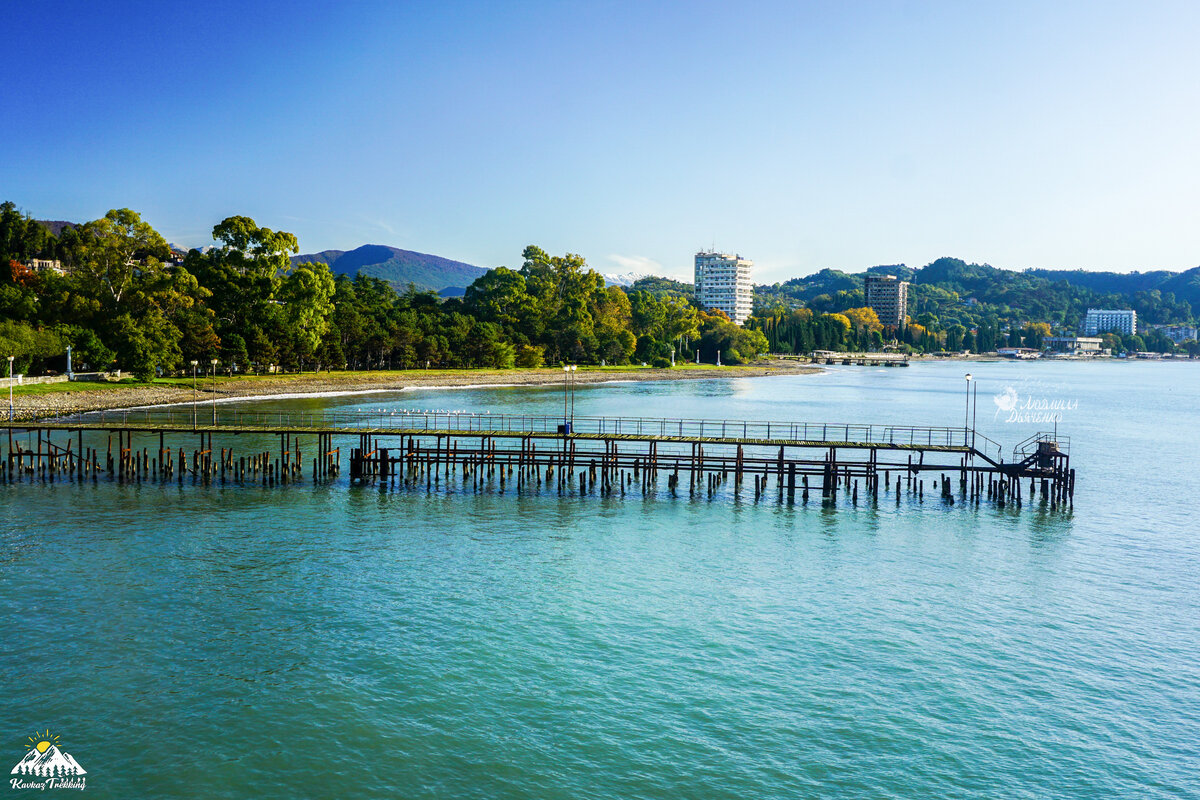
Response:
810,350,910,366
3,408,1075,508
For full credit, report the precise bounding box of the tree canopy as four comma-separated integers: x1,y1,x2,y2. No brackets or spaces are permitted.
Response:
0,200,774,377
5,198,1194,377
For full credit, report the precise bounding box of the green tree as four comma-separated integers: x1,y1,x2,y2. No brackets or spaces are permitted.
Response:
279,262,336,367
698,311,769,364
0,320,64,374
211,216,299,279
57,325,115,371
464,267,532,335
221,332,251,373
111,311,180,381
515,344,545,368
74,209,169,308
0,202,56,266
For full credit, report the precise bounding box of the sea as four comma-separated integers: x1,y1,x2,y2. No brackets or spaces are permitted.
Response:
1,360,1197,799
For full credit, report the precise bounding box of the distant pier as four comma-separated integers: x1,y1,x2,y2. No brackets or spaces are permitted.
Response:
3,409,1074,509
810,350,910,366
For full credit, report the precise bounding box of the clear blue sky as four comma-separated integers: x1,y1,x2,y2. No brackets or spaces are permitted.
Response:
4,0,1200,282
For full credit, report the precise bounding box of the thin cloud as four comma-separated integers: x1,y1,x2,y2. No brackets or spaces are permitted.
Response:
367,217,398,237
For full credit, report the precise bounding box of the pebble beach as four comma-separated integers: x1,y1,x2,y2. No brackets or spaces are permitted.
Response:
7,361,820,419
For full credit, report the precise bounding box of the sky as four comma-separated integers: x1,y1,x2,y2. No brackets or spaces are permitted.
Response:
4,0,1200,283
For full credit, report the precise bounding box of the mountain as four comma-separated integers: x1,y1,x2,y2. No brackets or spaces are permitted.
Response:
11,745,86,777
1024,268,1175,295
629,275,694,298
602,271,651,287
756,268,862,304
1160,267,1200,307
1026,266,1200,307
866,263,915,281
292,244,487,292
29,219,202,257
36,220,77,236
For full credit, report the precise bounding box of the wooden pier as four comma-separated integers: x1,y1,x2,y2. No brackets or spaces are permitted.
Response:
2,409,1075,509
810,350,910,366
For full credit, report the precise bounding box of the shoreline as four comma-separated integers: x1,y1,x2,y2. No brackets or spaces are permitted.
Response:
8,362,820,419
12,353,1178,420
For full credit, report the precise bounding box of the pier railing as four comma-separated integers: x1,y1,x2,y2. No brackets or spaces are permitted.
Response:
1013,432,1071,459
44,408,1004,456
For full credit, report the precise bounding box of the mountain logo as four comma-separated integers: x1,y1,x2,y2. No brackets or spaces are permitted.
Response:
10,730,86,778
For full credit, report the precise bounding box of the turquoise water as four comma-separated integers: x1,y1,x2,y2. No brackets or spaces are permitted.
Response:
2,361,1198,798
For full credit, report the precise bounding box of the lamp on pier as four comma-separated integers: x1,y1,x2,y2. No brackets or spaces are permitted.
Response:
7,355,14,426
562,364,577,431
211,359,219,425
964,373,973,449
190,360,199,431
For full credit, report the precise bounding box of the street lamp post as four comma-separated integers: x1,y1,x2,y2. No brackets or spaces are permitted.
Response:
211,359,219,425
964,373,973,448
190,360,198,430
561,364,577,431
971,379,978,449
6,357,12,455
562,365,569,428
7,356,14,435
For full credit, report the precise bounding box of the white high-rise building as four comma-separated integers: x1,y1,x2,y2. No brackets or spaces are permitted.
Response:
1083,308,1137,336
694,251,753,325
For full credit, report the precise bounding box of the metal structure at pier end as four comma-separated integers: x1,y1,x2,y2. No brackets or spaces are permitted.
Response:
4,408,1075,509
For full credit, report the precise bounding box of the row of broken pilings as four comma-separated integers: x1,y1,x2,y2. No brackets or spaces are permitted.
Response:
0,431,341,487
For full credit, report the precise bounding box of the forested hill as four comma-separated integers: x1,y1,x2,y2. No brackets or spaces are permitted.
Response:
1026,267,1200,307
910,259,1200,321
292,244,487,292
1023,268,1176,294
754,257,1200,328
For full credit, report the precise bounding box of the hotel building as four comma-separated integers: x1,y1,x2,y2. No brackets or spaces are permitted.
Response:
694,251,753,325
864,273,909,328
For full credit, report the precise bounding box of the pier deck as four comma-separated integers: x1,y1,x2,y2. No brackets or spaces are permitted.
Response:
3,409,1075,508
810,351,910,366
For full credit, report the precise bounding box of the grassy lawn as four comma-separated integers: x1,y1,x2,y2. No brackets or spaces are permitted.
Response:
9,379,146,397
